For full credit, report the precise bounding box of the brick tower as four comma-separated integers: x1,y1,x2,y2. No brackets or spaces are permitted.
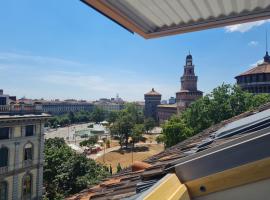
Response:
144,88,161,121
176,54,203,111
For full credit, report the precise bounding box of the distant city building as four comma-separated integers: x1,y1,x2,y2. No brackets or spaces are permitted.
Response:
157,53,203,124
235,51,270,94
93,95,125,112
144,88,161,121
40,100,93,115
0,89,16,105
0,89,50,200
134,101,145,112
161,100,168,104
176,54,203,111
94,101,124,112
168,97,176,104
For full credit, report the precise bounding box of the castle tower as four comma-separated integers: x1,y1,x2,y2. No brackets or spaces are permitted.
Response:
176,54,203,111
144,88,161,121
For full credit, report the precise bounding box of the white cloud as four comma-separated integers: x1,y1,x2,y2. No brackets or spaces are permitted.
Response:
225,20,270,33
248,41,259,46
0,52,87,69
39,71,175,101
250,59,263,67
0,51,176,101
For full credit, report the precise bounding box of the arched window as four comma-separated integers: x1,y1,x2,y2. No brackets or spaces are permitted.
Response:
22,174,32,200
0,181,8,200
0,147,8,168
24,143,33,161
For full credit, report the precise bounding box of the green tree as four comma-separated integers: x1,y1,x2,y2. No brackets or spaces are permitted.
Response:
79,136,98,147
124,103,144,124
68,111,75,124
110,114,134,149
131,124,145,147
91,107,105,124
144,118,156,133
43,138,109,199
161,116,193,148
107,111,119,124
159,84,270,148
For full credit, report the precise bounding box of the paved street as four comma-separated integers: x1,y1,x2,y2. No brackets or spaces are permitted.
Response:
45,122,94,144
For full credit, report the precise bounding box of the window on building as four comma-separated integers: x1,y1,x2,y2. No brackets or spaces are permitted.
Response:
25,125,34,137
22,174,32,200
0,97,6,106
0,181,8,200
0,128,9,140
24,143,33,161
0,147,8,168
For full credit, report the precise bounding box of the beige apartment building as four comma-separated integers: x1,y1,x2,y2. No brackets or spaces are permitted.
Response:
0,90,50,200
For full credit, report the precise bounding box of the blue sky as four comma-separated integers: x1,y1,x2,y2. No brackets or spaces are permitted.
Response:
0,0,270,101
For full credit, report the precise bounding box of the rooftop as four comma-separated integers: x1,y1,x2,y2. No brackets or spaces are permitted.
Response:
0,104,44,116
157,104,177,108
236,52,270,77
0,113,51,120
236,62,270,77
67,102,270,200
144,88,161,96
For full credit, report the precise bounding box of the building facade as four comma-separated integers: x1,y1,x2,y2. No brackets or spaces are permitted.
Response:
156,104,177,124
235,51,270,94
0,90,50,200
94,102,124,112
176,54,203,111
144,89,161,121
39,101,93,115
168,97,176,104
157,54,203,124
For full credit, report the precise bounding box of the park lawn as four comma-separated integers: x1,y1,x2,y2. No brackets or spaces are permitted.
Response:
96,144,164,173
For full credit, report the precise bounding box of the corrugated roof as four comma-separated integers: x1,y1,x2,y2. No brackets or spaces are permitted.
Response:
67,102,270,200
82,0,270,38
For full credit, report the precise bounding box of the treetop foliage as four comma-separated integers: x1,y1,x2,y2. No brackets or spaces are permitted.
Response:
160,84,270,148
44,138,109,200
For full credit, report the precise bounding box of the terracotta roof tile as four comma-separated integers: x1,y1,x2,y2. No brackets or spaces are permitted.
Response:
236,62,270,77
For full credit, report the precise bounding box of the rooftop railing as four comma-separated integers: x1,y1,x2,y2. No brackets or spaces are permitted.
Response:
0,166,8,174
0,104,43,115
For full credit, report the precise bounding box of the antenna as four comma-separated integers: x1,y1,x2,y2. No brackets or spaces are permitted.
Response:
266,28,268,52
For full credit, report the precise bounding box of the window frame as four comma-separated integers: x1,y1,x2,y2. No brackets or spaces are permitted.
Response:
22,173,32,200
0,181,8,200
25,125,34,137
0,128,10,140
0,147,9,168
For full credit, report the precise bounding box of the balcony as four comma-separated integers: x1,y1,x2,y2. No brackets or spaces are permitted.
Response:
0,104,42,115
23,160,33,168
0,166,8,174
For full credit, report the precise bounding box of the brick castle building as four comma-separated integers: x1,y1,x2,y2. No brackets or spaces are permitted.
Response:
176,54,203,111
144,88,161,121
153,54,203,124
236,51,270,94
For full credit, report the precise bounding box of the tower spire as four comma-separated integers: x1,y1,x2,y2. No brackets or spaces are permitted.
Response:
264,28,270,63
266,28,268,52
